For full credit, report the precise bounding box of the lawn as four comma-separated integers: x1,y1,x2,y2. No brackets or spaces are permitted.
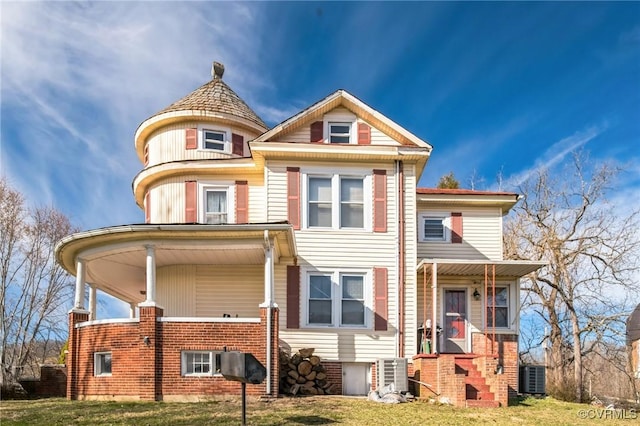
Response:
1,395,637,425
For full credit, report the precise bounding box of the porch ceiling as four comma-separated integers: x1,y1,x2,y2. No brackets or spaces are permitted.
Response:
55,223,296,304
416,259,546,278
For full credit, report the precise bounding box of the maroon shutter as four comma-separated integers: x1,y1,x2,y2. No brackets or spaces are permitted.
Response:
145,191,151,224
310,121,324,143
451,212,463,243
373,170,387,232
235,180,248,224
358,122,371,145
374,267,388,331
287,265,300,329
185,181,197,223
185,128,197,150
232,133,244,156
143,143,149,166
287,167,301,230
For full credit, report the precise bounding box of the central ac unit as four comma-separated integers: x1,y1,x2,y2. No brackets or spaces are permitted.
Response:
376,358,408,392
519,365,546,394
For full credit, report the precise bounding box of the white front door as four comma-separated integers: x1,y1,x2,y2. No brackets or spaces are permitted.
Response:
342,363,370,395
443,289,468,353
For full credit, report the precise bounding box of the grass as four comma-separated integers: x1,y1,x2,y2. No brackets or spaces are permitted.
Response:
1,395,637,425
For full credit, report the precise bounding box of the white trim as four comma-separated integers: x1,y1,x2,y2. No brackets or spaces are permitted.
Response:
301,268,372,329
76,318,139,328
483,281,517,332
323,110,357,145
94,351,112,377
197,124,232,153
439,286,470,353
158,317,260,323
197,180,236,224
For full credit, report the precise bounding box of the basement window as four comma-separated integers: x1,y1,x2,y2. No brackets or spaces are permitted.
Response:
94,352,112,376
181,351,222,377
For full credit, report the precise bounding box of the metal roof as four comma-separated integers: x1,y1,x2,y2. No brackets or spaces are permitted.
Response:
417,259,547,278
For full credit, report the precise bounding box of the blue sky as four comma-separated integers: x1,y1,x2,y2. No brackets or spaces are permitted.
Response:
2,1,639,234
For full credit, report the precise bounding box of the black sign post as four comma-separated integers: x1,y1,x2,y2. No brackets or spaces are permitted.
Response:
219,351,267,426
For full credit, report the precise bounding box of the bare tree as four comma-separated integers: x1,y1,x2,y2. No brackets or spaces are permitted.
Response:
0,177,78,387
504,153,640,402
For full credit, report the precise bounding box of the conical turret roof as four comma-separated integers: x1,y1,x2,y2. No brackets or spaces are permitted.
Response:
151,62,268,131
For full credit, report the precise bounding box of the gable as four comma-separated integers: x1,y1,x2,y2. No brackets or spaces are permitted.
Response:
253,90,431,150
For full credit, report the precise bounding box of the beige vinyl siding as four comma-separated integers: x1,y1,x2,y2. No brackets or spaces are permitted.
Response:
196,265,263,317
273,160,403,362
278,127,310,143
157,265,196,316
416,206,504,261
148,174,265,224
402,164,418,358
370,126,401,146
144,123,257,166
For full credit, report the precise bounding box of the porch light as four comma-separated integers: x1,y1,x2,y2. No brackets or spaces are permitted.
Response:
495,363,504,375
473,288,481,301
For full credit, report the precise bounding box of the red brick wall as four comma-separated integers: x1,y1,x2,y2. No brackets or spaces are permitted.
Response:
69,307,279,400
472,333,518,400
322,361,342,395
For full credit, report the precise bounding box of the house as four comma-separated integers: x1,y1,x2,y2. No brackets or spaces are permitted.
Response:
628,304,640,379
56,62,545,406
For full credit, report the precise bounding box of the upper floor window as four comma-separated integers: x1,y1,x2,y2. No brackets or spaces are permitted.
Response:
487,286,510,328
198,182,234,224
329,122,352,143
203,130,226,151
306,271,369,328
420,215,448,241
306,174,367,230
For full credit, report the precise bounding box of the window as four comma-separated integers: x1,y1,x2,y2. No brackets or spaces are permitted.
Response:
203,130,226,151
306,271,368,328
181,351,222,376
305,174,367,230
329,122,351,143
487,286,509,328
204,189,227,224
422,217,446,241
94,352,112,376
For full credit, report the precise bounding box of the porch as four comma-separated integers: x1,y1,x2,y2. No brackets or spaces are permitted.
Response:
56,223,297,400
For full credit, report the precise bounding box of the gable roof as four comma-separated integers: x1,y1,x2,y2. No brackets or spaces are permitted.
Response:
253,89,432,150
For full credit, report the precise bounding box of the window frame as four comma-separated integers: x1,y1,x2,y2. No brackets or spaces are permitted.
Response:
181,350,223,377
418,213,451,242
197,125,232,152
198,181,235,224
302,169,371,231
486,285,511,329
303,269,371,329
328,122,352,144
94,351,112,377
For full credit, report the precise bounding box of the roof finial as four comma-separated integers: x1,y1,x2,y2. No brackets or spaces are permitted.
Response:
212,61,225,80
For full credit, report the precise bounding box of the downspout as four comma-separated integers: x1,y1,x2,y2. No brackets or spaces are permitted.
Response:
263,230,273,395
397,160,406,357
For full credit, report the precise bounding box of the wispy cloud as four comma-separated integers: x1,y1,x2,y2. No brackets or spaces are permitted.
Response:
501,125,606,190
1,2,265,229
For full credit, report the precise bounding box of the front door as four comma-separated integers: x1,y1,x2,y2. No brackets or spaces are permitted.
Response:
443,289,467,353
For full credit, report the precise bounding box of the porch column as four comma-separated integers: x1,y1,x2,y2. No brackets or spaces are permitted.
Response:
129,303,136,319
260,231,276,395
431,262,438,354
88,284,97,320
263,239,274,306
73,258,86,311
144,244,156,304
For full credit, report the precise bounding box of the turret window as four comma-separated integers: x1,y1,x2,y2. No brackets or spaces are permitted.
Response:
203,130,226,151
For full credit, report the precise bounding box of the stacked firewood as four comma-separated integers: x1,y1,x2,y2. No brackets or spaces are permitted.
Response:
279,348,335,395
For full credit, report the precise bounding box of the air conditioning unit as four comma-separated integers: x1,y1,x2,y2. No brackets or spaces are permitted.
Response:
519,365,546,394
376,358,408,392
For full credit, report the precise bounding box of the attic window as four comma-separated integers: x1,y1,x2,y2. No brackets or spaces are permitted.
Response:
329,123,351,143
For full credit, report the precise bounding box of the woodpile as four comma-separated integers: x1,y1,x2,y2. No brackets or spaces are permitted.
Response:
279,348,335,396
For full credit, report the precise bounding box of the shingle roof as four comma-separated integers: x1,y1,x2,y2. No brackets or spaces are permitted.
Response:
151,64,268,131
